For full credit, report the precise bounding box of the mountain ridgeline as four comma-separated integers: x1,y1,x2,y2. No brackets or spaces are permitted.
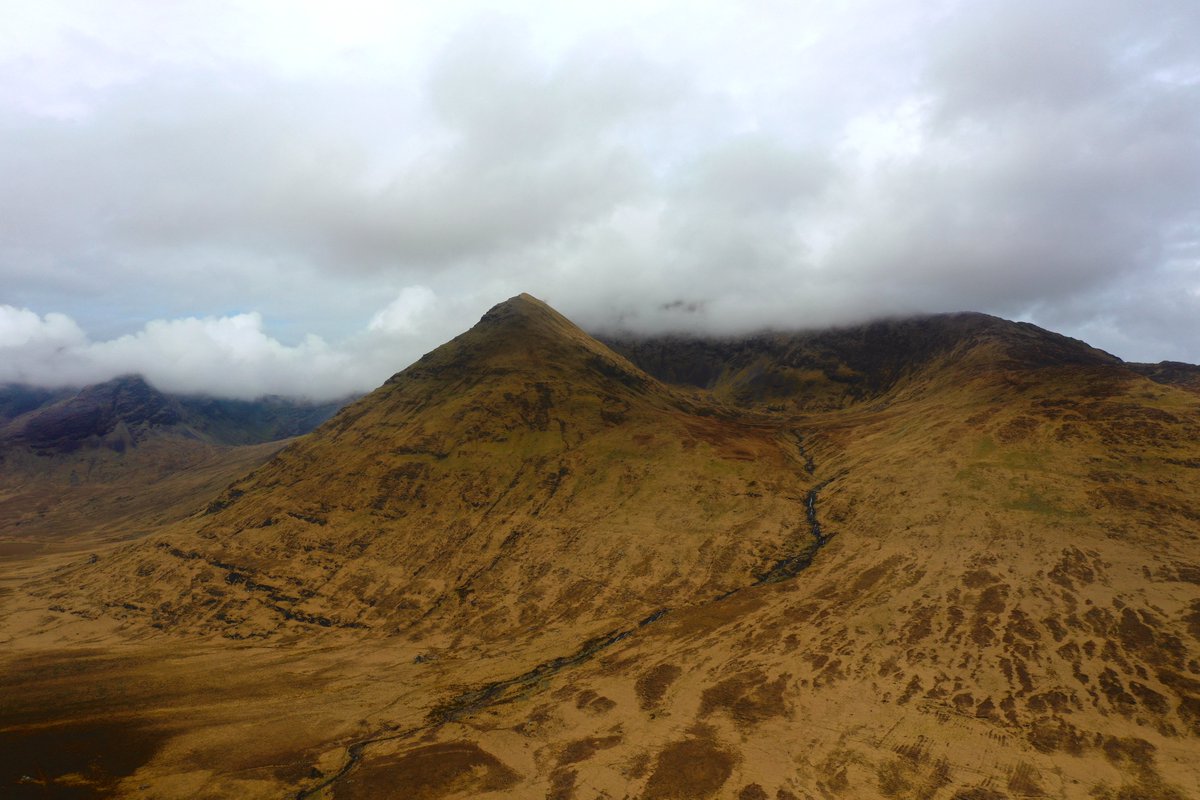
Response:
5,294,1200,800
0,375,347,453
600,312,1128,411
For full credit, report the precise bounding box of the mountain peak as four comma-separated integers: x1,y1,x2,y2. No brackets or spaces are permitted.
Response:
475,292,577,335
394,293,653,395
0,374,346,454
501,291,542,307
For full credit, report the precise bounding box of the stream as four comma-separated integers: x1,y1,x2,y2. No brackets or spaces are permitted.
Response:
295,433,836,799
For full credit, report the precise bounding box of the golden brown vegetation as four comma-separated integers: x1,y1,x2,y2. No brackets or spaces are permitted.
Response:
2,294,1198,798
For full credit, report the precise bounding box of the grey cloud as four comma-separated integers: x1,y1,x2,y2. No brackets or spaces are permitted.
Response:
429,17,680,156
2,1,1199,399
824,1,1200,320
0,23,673,281
928,1,1119,118
526,1,1200,347
672,134,833,214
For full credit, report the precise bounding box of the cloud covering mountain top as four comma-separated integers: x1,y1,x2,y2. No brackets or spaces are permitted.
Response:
2,0,1197,399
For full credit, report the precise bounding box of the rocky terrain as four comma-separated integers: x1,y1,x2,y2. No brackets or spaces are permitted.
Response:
1,295,1198,799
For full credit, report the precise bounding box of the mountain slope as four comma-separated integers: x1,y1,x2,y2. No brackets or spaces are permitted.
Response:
3,296,1199,800
45,295,821,644
601,312,1120,410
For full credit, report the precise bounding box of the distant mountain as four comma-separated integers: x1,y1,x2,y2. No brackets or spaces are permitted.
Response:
6,296,1200,800
0,375,353,560
0,374,349,454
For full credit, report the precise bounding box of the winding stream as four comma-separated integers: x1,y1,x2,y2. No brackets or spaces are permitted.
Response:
295,434,837,799
753,479,833,586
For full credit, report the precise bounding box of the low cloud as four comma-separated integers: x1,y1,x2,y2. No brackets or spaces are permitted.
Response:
0,306,86,351
0,288,474,401
1,0,1198,393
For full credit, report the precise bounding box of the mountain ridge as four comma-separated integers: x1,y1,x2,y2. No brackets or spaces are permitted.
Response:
0,374,350,453
600,311,1127,411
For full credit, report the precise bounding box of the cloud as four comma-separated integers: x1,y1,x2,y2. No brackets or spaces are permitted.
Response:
0,306,86,351
0,19,673,279
368,285,438,335
1,0,1198,392
0,288,473,401
815,0,1200,324
521,0,1200,344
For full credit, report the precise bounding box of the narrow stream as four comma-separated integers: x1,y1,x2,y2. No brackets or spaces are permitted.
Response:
753,479,832,586
296,434,837,799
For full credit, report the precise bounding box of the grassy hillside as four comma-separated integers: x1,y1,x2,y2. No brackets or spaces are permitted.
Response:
2,295,1198,799
43,295,821,644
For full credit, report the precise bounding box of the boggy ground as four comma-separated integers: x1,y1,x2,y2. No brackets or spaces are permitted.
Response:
2,297,1199,799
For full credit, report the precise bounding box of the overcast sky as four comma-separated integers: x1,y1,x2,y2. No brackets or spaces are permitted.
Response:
1,0,1197,400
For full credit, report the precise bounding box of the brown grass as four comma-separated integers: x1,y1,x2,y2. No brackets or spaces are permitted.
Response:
642,736,735,800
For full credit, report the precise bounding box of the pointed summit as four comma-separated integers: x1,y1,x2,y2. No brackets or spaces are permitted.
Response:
395,293,652,394
479,292,556,322
472,293,587,340
459,292,596,349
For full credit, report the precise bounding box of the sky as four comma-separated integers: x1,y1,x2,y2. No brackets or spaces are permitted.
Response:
1,0,1198,400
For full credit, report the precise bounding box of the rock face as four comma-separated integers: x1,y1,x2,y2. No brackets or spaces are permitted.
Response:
6,294,1200,800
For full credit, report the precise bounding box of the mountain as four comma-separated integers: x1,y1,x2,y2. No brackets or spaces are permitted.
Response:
0,375,346,453
42,295,817,641
600,312,1121,411
2,295,1199,800
0,375,349,560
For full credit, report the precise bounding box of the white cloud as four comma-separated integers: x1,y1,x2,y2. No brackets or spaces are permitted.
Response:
0,305,85,350
1,0,1198,387
0,289,482,400
368,285,437,335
